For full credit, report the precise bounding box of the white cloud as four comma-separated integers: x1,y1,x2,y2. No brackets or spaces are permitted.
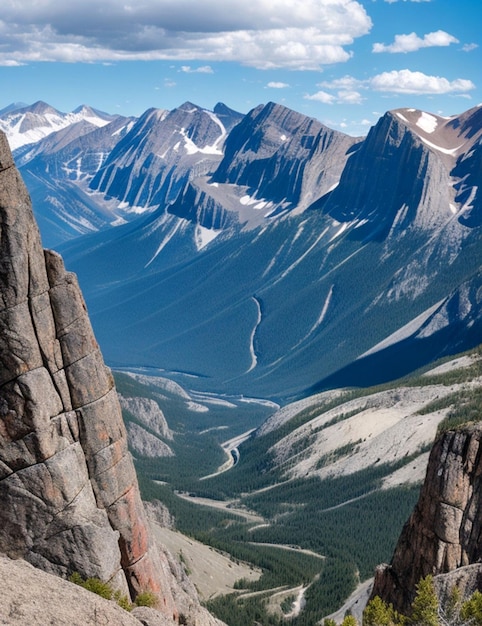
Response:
180,65,214,73
318,75,364,90
0,0,372,69
307,69,475,103
462,43,479,52
373,30,459,53
267,81,290,88
304,90,336,104
304,87,363,105
370,69,475,95
338,90,364,104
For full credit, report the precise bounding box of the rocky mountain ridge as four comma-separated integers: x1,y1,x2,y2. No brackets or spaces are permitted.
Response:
0,130,222,625
57,103,482,400
10,100,243,247
0,100,118,151
2,99,482,401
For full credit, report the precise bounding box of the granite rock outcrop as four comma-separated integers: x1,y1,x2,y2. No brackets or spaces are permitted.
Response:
118,395,173,441
371,423,482,614
0,131,181,615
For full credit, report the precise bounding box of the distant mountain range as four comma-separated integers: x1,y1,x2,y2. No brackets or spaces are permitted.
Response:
3,99,482,401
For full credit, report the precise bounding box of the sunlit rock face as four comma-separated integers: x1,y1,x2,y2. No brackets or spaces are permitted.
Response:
0,131,178,619
371,423,482,614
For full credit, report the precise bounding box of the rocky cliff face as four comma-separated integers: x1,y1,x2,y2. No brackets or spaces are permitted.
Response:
371,422,482,614
212,101,358,211
90,102,242,213
0,131,181,617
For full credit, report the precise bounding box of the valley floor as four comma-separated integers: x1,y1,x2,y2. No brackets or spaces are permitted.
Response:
151,522,261,600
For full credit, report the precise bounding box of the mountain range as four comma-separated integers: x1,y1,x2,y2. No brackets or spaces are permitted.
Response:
2,99,482,402
2,97,482,625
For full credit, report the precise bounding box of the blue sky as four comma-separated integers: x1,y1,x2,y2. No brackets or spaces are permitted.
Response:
0,0,479,135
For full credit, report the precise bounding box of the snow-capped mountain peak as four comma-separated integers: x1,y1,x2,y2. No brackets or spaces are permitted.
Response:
392,106,482,162
0,101,119,150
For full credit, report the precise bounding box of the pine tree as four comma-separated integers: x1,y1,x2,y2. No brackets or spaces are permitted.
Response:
443,585,462,625
363,595,403,626
342,615,358,626
461,590,482,625
410,575,439,626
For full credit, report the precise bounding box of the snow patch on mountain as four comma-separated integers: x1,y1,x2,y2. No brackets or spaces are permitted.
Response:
206,110,227,152
180,126,224,156
329,221,350,242
416,112,438,134
420,136,464,156
112,121,136,136
460,185,478,213
145,218,187,267
239,193,275,212
125,204,150,215
195,224,221,250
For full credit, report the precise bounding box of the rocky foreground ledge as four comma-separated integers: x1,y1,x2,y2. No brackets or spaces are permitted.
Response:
0,131,223,626
0,554,173,626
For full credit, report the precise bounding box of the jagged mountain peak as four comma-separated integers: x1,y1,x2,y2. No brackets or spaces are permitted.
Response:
135,106,169,125
314,104,479,239
244,100,326,133
210,99,357,216
0,100,120,151
387,106,481,161
177,100,204,112
213,101,240,115
0,102,28,115
18,100,63,116
73,103,105,115
88,99,232,218
71,103,118,123
213,101,244,132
